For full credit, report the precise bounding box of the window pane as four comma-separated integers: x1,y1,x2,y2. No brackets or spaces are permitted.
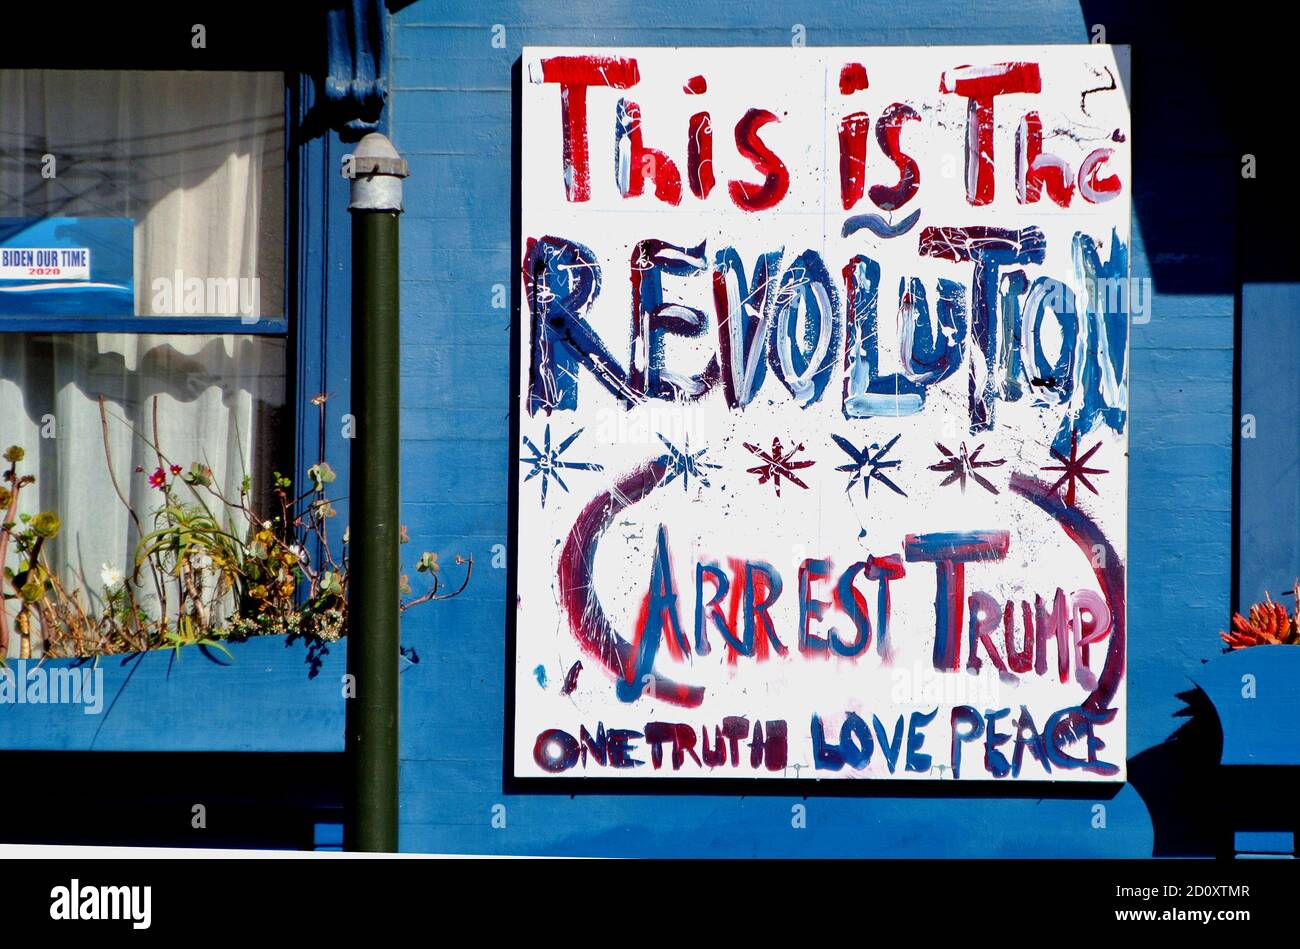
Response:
0,333,286,653
0,70,283,317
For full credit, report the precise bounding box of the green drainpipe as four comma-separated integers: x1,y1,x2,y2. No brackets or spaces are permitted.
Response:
343,133,407,852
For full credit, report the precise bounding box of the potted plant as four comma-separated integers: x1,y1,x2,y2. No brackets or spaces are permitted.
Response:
0,394,469,751
1192,582,1300,767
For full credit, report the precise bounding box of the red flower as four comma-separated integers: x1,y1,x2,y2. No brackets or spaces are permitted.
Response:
169,464,182,475
148,467,166,489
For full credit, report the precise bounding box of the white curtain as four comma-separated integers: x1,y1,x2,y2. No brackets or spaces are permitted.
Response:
0,71,285,649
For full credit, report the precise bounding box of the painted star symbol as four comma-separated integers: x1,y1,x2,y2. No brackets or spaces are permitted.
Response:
520,424,603,508
928,441,1005,495
655,433,721,491
1041,432,1108,506
832,432,907,501
743,436,815,497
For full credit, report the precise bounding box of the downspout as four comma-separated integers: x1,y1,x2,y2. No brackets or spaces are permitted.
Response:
343,132,407,852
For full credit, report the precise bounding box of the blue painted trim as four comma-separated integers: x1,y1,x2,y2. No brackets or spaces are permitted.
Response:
314,820,345,850
323,0,389,137
1234,831,1295,855
290,73,354,570
0,317,288,335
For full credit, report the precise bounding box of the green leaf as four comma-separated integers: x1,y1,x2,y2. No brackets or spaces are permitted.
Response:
200,638,233,660
308,462,336,489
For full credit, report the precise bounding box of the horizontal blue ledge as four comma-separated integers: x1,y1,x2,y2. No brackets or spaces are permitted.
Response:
1235,831,1295,855
0,634,345,752
1192,645,1300,766
0,316,288,335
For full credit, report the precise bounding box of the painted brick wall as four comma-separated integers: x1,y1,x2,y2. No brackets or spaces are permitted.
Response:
388,0,1234,856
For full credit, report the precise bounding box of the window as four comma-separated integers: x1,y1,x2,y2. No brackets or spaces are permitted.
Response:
0,70,287,651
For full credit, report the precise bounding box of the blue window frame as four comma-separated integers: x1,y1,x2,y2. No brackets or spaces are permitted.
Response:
288,70,356,558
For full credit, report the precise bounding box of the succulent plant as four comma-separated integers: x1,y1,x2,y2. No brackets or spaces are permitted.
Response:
1221,582,1300,649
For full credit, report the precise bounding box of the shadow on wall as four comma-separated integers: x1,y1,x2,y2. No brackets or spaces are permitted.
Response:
1078,1,1239,296
1127,687,1226,856
1078,2,1299,284
1076,3,1300,855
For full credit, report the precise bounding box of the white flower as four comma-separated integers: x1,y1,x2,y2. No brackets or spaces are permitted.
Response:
288,544,307,565
100,564,124,588
191,552,212,570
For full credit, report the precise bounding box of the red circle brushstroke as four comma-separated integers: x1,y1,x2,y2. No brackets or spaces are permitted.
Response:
556,458,706,707
1008,471,1126,724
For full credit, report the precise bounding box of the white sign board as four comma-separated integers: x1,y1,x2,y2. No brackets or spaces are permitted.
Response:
515,46,1130,781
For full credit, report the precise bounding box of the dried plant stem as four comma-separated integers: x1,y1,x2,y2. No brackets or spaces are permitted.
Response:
181,562,209,630
16,608,30,660
400,556,475,612
0,468,20,654
43,566,91,655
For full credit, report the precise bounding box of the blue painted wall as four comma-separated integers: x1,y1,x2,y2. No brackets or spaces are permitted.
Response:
389,0,1235,856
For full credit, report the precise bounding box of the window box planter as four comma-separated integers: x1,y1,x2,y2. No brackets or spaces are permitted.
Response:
1193,644,1300,766
0,634,345,752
